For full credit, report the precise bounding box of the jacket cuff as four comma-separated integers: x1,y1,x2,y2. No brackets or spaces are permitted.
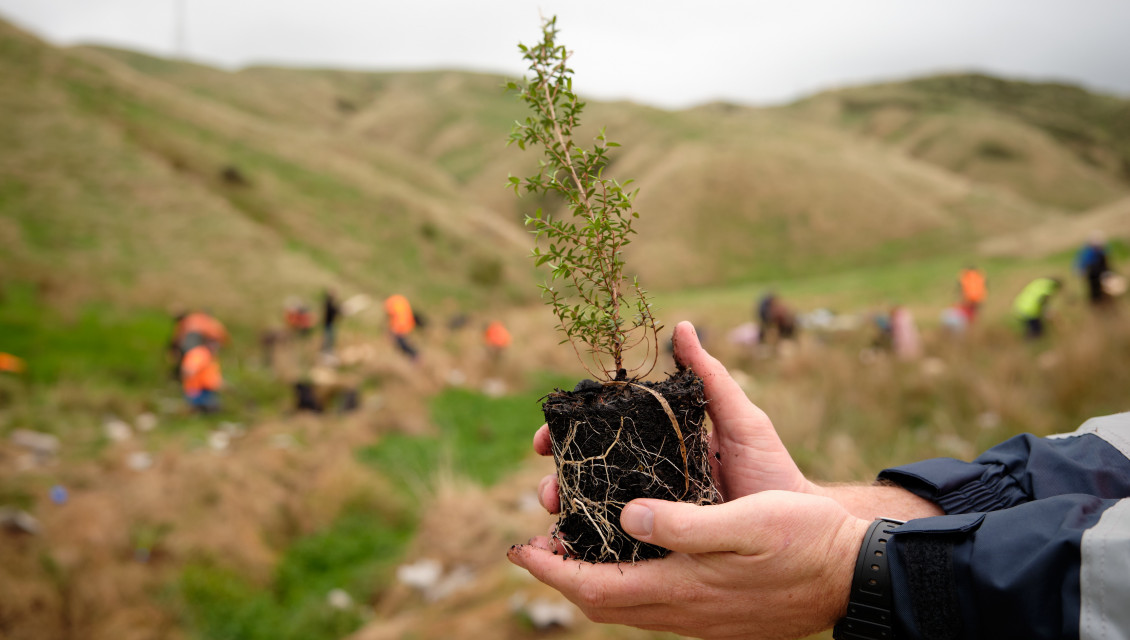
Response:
879,458,1026,514
887,513,985,640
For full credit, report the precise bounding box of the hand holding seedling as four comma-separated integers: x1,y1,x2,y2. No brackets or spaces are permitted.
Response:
511,19,720,563
535,322,943,519
534,322,809,513
515,321,944,637
509,491,870,639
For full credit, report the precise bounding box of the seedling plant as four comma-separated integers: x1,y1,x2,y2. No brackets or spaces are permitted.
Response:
508,17,719,564
507,17,663,382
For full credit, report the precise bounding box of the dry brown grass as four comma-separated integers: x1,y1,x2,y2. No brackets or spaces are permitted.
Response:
350,458,676,640
981,194,1130,258
0,405,408,640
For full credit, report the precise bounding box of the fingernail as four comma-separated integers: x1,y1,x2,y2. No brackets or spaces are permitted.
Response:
621,503,654,538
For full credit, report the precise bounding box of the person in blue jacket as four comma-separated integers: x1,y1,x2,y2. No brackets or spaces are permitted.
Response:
1075,232,1112,306
510,321,1130,640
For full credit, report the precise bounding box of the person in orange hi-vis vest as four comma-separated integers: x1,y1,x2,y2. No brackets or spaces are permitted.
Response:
176,311,229,349
384,294,419,360
284,301,314,338
484,321,512,370
168,311,229,382
958,267,987,321
0,352,26,374
485,321,512,351
181,335,222,413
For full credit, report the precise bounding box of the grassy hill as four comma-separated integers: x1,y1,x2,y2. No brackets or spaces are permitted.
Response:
0,21,532,326
7,19,1128,326
789,73,1130,212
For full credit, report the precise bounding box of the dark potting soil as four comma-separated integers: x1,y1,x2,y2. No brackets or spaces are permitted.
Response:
542,366,721,563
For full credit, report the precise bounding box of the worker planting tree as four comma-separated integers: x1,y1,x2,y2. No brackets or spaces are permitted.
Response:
507,17,720,563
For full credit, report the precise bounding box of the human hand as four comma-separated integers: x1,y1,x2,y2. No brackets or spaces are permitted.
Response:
535,320,815,514
663,321,942,520
668,320,815,499
509,490,869,640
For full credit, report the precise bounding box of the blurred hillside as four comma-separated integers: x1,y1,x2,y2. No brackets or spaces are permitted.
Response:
3,19,1128,324
791,74,1130,210
789,74,1130,258
0,20,532,325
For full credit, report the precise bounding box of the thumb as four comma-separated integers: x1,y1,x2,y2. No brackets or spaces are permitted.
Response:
620,497,766,555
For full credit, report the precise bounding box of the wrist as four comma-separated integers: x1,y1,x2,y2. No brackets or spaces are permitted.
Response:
815,483,944,521
828,517,871,623
804,478,831,498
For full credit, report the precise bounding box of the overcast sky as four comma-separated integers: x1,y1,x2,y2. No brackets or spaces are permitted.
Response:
1,0,1128,109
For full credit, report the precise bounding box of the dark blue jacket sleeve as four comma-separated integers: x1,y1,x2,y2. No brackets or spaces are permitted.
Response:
875,414,1130,639
881,497,1111,640
887,495,1117,640
877,423,1130,514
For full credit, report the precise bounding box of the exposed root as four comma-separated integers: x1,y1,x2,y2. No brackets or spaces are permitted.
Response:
611,381,690,498
547,373,720,563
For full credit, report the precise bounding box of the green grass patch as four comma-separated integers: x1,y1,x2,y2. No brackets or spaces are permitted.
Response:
0,282,170,388
179,503,414,640
356,373,573,490
0,282,287,445
660,247,1079,317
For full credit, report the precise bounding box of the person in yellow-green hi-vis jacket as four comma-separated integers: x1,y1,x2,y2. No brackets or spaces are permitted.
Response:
1013,277,1062,340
